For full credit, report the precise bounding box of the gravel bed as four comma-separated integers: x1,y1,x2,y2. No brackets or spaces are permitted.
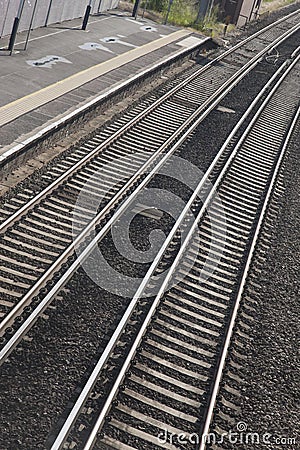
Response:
237,125,300,448
0,7,299,449
176,31,300,176
1,268,131,449
209,123,300,449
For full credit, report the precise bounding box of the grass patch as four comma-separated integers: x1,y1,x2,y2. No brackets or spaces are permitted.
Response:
166,2,197,26
124,0,299,37
127,1,235,38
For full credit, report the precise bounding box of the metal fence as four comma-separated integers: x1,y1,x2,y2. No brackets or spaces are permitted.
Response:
0,0,119,38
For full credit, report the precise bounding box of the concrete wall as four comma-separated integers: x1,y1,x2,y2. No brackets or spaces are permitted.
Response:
0,0,119,38
237,0,259,25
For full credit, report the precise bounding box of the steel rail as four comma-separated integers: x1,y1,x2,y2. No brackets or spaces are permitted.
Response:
83,53,300,450
1,21,294,342
2,16,299,323
1,10,299,234
0,10,297,450
49,52,299,450
198,102,300,450
0,36,274,354
0,54,259,337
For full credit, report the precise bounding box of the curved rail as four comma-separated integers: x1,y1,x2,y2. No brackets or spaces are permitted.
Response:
1,38,287,357
49,50,300,450
0,11,299,341
1,8,300,233
198,103,300,450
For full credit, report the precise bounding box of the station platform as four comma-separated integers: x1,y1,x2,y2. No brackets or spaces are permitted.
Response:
0,9,210,168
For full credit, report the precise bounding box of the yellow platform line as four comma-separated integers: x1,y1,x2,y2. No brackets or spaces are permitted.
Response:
0,29,191,128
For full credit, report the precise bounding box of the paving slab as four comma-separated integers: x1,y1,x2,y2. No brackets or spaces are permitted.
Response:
0,9,210,166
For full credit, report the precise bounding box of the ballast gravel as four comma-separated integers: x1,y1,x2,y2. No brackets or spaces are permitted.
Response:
237,128,300,448
0,4,300,449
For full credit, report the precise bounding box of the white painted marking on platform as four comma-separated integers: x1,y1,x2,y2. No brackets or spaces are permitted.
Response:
79,42,113,53
101,37,137,48
26,55,72,68
125,18,145,25
140,25,158,32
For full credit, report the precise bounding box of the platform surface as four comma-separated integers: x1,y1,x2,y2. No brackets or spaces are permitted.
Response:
0,10,208,161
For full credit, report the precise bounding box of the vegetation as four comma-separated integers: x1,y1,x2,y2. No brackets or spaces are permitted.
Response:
260,0,295,11
145,0,168,12
130,0,221,32
128,0,297,36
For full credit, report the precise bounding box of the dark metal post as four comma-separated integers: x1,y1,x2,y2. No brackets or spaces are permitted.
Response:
164,0,173,25
8,0,26,54
82,0,93,30
223,15,230,36
132,0,141,19
44,0,53,26
24,0,38,50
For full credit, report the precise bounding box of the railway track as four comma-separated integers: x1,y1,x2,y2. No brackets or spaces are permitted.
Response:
42,48,300,449
45,51,300,450
0,10,300,450
0,9,300,350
